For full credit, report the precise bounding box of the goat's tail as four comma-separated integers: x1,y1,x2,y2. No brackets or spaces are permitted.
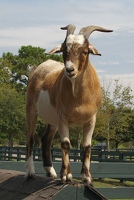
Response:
27,66,36,80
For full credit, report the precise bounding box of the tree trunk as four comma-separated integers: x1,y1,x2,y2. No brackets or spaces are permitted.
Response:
9,135,14,147
115,141,119,149
107,122,110,151
77,132,81,149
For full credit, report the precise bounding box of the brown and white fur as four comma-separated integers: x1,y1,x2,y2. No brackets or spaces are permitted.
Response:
25,24,112,186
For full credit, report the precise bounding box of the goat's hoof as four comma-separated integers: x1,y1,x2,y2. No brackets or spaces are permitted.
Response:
25,172,35,181
46,172,57,178
82,173,92,186
44,166,57,178
61,173,73,183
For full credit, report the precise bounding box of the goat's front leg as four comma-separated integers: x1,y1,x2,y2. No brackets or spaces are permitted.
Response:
41,124,57,178
81,114,96,186
59,120,72,183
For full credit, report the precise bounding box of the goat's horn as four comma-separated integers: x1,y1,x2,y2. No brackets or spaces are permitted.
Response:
79,26,113,39
61,24,76,37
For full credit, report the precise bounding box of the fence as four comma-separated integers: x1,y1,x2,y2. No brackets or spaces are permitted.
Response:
0,146,134,162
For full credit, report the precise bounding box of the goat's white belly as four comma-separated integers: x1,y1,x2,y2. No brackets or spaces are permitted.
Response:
36,90,58,126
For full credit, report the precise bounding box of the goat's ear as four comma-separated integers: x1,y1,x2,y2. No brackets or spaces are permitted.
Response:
45,44,63,55
88,44,101,56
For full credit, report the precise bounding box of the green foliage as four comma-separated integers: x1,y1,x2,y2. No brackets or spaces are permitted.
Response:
0,45,63,146
10,46,47,89
1,46,63,92
94,80,134,148
113,80,133,107
69,126,82,149
0,83,26,146
11,45,63,87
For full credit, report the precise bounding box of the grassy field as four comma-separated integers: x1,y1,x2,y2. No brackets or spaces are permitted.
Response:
93,178,134,188
93,178,134,200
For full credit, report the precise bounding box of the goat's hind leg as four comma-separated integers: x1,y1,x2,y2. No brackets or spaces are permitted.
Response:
25,107,37,179
41,124,57,178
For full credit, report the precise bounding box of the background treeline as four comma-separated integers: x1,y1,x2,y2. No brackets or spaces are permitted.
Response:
0,45,134,149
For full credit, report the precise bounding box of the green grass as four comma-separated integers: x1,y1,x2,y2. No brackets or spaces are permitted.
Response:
93,179,134,200
72,178,134,200
73,177,134,188
93,178,134,188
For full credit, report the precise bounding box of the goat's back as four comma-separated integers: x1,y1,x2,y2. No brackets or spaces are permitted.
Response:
29,59,64,79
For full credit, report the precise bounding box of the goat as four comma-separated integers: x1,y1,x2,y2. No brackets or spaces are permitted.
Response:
25,24,113,186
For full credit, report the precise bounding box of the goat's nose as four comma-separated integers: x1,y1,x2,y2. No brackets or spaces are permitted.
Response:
66,67,74,73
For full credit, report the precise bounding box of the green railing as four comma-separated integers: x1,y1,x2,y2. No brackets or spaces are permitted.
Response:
0,146,134,162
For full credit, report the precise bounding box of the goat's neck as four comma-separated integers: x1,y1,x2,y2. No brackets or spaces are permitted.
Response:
70,79,76,97
70,66,90,97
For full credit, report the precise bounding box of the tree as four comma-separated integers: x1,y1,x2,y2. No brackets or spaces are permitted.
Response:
128,110,134,147
11,45,63,87
69,126,82,149
110,80,134,147
0,83,26,146
94,80,134,149
0,58,26,146
0,46,63,147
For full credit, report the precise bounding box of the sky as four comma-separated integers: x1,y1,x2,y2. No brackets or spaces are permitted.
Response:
0,0,134,98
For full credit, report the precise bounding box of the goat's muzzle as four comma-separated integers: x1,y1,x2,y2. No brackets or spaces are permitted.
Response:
66,67,77,78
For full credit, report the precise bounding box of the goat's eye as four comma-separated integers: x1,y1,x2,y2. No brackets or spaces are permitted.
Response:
82,51,88,56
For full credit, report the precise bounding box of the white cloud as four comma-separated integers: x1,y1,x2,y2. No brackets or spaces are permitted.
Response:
129,60,134,64
99,73,134,97
97,69,105,73
0,26,64,50
98,61,120,66
0,0,134,100
111,61,120,65
0,0,134,53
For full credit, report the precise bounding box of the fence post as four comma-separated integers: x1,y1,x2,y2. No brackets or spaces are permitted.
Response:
17,147,21,161
8,147,12,161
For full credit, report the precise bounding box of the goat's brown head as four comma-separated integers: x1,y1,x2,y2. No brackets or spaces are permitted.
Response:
47,24,113,79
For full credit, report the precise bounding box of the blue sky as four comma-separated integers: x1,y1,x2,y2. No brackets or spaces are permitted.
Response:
0,0,134,97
